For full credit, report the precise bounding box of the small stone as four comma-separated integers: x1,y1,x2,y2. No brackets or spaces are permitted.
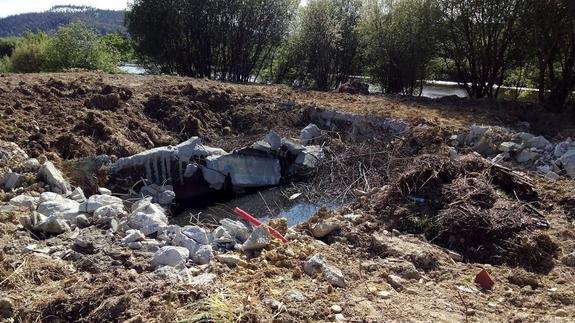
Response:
98,187,112,195
562,252,575,267
151,246,189,267
300,123,321,144
122,229,145,243
331,305,342,313
216,254,245,267
311,219,341,238
74,237,94,249
555,309,568,317
335,313,346,321
285,289,305,301
34,215,70,234
76,214,91,228
68,187,86,202
190,273,216,287
9,195,39,208
466,309,476,316
191,245,214,265
127,242,143,250
387,274,405,291
377,290,393,299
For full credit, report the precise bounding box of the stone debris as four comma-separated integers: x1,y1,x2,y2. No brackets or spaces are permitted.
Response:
303,253,346,288
37,198,81,221
190,273,216,287
387,274,405,291
311,219,342,238
456,125,575,179
9,195,39,209
300,123,322,144
242,225,272,251
122,229,145,243
216,254,245,267
19,212,47,229
68,187,86,202
219,219,251,242
39,161,71,195
93,203,127,220
34,215,71,234
1,172,20,190
127,199,168,235
151,246,189,267
80,194,124,213
191,245,214,265
76,214,91,228
98,187,112,195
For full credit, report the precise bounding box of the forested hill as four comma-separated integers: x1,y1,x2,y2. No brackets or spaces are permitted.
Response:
0,5,126,37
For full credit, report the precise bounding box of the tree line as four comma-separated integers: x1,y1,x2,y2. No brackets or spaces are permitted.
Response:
127,0,575,110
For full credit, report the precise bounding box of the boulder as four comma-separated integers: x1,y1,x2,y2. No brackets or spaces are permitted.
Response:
9,195,39,209
39,161,70,195
39,192,66,203
80,195,124,213
242,225,272,251
151,246,189,267
300,124,321,145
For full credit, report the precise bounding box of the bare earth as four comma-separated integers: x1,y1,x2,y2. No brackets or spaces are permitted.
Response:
0,72,574,322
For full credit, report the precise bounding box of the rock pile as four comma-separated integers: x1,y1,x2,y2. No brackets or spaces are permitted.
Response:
451,125,575,180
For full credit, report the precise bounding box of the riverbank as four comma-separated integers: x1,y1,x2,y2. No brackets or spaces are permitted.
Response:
1,72,574,322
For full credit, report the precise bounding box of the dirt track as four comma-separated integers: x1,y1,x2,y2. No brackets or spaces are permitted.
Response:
1,72,574,322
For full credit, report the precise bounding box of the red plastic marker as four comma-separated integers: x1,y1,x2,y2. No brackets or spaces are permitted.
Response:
474,268,494,290
233,207,288,243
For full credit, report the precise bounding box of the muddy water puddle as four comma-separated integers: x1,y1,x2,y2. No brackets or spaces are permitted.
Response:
171,187,340,227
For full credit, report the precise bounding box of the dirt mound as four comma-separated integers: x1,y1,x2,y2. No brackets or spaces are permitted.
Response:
372,154,558,271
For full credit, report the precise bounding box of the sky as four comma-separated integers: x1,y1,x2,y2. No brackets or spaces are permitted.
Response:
0,0,129,18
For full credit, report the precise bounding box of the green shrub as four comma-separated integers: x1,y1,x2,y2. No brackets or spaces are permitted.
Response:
100,33,135,63
45,22,120,72
10,32,49,73
0,55,11,72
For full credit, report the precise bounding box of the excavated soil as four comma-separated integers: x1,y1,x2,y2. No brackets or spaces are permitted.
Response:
1,72,575,322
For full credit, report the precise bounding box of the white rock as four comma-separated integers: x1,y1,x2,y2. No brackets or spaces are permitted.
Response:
264,131,282,150
68,187,86,202
80,195,123,213
37,198,81,221
220,219,251,242
34,215,71,234
127,242,143,250
173,231,200,254
242,225,272,251
311,219,342,238
151,246,189,267
322,264,346,288
39,192,66,203
127,200,168,235
158,190,176,205
141,239,162,252
192,245,214,265
300,124,321,144
559,149,575,178
9,195,39,209
93,204,127,220
213,226,235,244
182,226,211,245
98,187,112,195
544,171,560,182
303,253,346,287
122,229,145,243
39,161,70,194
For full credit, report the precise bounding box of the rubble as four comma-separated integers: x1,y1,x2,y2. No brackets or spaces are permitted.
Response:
300,123,322,144
151,246,190,267
242,226,272,251
127,198,168,235
34,215,71,234
303,253,346,288
9,195,39,209
311,219,342,238
39,161,71,195
80,194,123,213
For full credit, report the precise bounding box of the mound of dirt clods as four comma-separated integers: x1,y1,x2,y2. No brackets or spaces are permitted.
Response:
372,153,559,272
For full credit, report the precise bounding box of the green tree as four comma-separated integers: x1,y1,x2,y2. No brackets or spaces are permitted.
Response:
438,0,524,99
127,0,298,81
359,0,441,94
10,32,49,73
45,22,120,72
100,32,135,62
275,0,362,90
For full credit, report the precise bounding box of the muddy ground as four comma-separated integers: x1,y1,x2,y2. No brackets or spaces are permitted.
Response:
1,72,575,322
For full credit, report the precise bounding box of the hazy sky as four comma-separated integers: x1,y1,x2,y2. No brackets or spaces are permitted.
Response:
0,0,129,18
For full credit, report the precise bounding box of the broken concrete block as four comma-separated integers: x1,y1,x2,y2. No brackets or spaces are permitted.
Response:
204,154,281,188
242,225,272,251
554,140,573,158
151,246,189,267
173,231,200,255
220,219,251,242
300,124,321,144
9,195,39,209
39,161,70,195
295,146,324,169
184,164,199,178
